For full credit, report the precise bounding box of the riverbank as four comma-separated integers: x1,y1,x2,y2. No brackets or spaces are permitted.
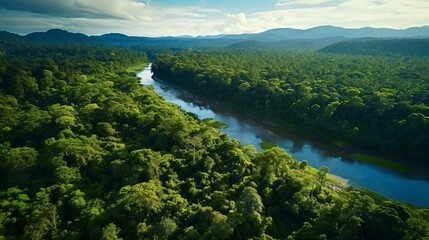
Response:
126,63,149,73
141,66,429,207
152,73,429,181
329,174,350,187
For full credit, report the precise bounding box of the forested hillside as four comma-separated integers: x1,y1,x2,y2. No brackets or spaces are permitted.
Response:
1,42,428,240
152,50,429,163
2,27,429,51
320,38,429,56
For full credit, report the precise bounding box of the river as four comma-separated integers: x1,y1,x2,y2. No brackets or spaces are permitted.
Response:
138,65,429,207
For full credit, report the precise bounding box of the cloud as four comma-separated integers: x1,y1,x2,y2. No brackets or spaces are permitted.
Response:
214,13,249,33
0,1,224,36
0,0,149,20
255,0,429,29
0,0,428,36
275,0,343,9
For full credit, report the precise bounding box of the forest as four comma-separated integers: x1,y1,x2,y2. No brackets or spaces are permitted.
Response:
1,41,429,240
320,38,429,56
152,50,429,163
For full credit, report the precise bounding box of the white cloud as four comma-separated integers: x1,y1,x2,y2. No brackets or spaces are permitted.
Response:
276,0,335,8
0,0,428,36
213,13,249,34
73,0,148,20
252,0,429,30
0,0,224,36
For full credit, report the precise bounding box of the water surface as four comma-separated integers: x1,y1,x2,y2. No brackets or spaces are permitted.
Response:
138,66,429,207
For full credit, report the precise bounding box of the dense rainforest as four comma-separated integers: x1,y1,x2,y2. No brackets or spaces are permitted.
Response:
152,50,429,163
320,38,429,56
0,42,428,240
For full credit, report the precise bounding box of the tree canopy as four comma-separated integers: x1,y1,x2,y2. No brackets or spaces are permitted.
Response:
0,41,428,239
152,49,429,163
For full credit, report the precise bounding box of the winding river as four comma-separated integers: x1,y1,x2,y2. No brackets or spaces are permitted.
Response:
138,65,429,207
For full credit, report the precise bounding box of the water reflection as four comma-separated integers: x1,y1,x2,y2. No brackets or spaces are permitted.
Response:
138,66,429,207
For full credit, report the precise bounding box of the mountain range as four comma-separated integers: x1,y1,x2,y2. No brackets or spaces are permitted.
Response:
1,25,429,51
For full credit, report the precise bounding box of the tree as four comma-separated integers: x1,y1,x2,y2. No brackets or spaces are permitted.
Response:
0,187,30,236
3,146,38,169
24,204,59,240
203,212,233,240
155,218,177,240
254,147,294,186
116,180,164,219
95,122,117,137
181,226,201,240
317,166,329,188
299,160,308,170
101,223,122,240
364,205,408,240
7,69,38,99
44,135,103,168
40,70,53,91
53,166,81,184
48,104,79,130
237,186,264,214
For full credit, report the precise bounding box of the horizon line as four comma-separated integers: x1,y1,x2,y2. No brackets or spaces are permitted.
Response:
3,24,428,38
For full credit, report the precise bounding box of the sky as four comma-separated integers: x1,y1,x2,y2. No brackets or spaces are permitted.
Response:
0,0,428,36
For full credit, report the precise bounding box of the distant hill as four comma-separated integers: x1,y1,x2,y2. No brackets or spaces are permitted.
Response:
25,29,91,44
0,31,25,44
250,25,429,40
92,33,152,45
320,38,429,56
2,26,428,51
224,37,350,51
0,31,28,51
226,40,269,49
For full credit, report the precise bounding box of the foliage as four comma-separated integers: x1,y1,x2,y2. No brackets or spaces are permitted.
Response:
0,41,428,240
320,38,429,56
202,118,229,129
152,49,429,163
260,141,277,150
